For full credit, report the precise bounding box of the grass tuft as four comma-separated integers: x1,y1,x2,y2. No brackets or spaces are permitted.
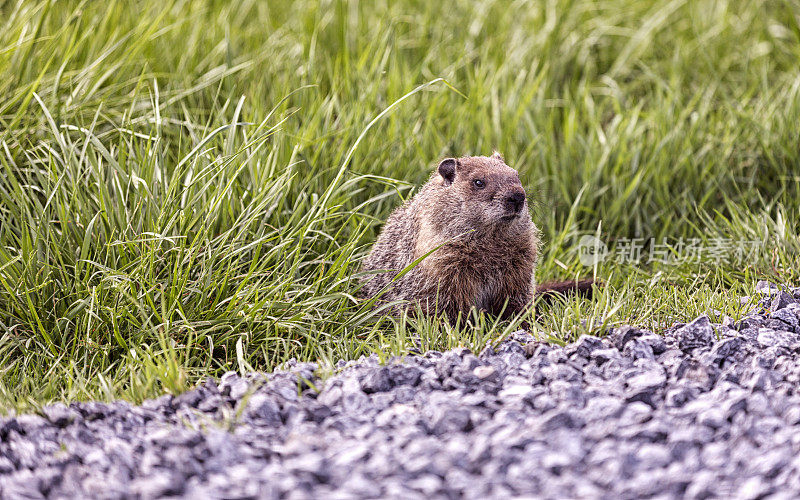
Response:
0,0,798,411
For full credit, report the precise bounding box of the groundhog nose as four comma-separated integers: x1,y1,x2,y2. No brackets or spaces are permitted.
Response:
506,192,526,213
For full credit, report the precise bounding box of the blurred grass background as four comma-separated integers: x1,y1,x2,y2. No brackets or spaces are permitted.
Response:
0,0,798,410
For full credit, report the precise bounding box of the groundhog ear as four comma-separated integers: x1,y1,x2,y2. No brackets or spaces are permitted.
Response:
437,158,457,185
492,151,504,162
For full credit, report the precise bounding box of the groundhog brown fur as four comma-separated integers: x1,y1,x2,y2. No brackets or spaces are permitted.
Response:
360,153,540,320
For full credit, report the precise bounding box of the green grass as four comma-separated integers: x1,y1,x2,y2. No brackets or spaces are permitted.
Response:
1,0,799,411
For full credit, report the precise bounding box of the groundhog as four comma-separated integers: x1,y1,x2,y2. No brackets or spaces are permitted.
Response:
360,152,540,321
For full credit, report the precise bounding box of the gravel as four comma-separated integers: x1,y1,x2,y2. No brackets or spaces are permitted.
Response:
3,282,800,498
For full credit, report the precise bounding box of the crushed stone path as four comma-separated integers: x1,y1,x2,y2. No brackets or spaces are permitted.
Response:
3,283,800,498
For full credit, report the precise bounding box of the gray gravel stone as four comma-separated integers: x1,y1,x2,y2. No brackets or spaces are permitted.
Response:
757,329,799,349
611,325,647,350
244,393,282,425
639,334,668,355
709,336,747,364
4,284,800,498
623,338,656,360
772,291,797,311
361,366,393,393
677,315,715,351
771,307,799,331
567,334,604,359
625,369,666,407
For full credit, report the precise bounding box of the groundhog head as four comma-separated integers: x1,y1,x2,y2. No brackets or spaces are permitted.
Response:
435,153,529,231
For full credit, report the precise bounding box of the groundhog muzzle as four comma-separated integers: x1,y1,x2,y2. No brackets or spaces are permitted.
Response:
360,153,540,320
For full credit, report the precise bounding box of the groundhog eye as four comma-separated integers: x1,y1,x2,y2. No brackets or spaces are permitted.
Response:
473,179,485,189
